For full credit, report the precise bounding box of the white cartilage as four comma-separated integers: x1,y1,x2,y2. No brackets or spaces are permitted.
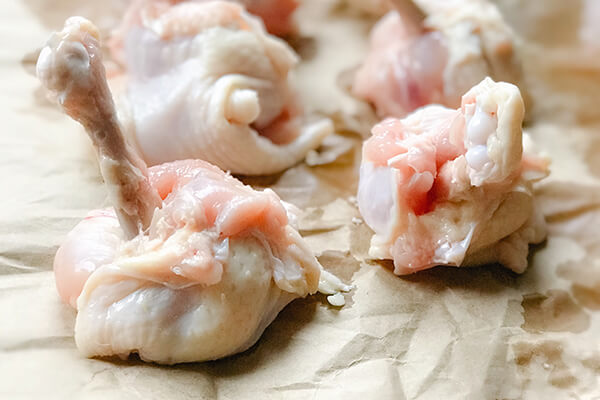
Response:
225,88,261,125
357,78,547,275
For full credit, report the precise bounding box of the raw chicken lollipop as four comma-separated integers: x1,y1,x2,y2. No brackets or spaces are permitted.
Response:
108,0,331,175
357,78,548,275
353,0,524,118
37,17,348,364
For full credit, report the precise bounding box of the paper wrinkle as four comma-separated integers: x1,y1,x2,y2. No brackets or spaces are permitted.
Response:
2,0,600,398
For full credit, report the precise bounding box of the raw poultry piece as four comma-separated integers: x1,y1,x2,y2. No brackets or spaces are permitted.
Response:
37,17,348,364
114,0,299,38
353,0,524,118
108,0,331,175
241,0,299,36
357,78,548,275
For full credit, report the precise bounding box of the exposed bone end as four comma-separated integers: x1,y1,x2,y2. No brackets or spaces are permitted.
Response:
37,17,161,239
64,16,100,40
36,38,92,105
36,17,106,124
225,89,260,125
36,17,99,91
461,78,524,186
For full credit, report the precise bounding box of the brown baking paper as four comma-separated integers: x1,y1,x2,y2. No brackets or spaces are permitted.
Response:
2,0,600,398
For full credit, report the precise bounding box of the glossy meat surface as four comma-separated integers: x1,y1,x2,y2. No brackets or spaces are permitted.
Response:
59,160,325,363
358,78,548,274
353,0,523,118
37,17,347,363
111,0,331,175
112,0,298,39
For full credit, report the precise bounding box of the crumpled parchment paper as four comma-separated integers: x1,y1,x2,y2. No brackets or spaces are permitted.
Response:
2,0,600,398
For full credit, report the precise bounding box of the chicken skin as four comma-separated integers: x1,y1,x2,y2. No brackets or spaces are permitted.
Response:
109,0,332,175
353,0,524,118
38,16,348,364
357,78,548,275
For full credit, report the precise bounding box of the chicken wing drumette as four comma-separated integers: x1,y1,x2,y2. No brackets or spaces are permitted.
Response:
108,0,332,175
353,0,525,119
38,17,348,364
357,78,548,275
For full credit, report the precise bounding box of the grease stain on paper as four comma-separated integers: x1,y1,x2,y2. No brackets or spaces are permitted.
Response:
556,258,600,310
513,341,577,389
571,283,600,310
521,290,590,333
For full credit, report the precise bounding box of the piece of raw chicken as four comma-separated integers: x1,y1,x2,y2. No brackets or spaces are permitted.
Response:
37,17,348,364
357,78,548,275
113,0,298,38
108,0,331,175
353,0,524,119
241,0,299,36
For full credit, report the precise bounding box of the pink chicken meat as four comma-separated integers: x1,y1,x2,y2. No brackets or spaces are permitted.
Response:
107,0,330,175
37,17,348,364
113,0,298,38
357,78,548,275
241,0,298,36
353,0,524,118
